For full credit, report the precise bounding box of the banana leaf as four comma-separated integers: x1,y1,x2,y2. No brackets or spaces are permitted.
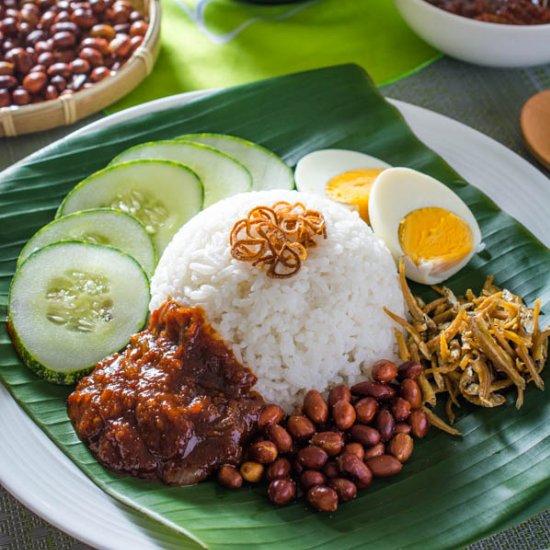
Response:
1,64,549,550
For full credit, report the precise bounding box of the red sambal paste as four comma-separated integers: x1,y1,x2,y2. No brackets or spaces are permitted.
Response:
426,0,550,24
68,301,264,485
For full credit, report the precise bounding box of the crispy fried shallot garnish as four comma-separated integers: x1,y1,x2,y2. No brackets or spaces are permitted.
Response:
230,202,327,279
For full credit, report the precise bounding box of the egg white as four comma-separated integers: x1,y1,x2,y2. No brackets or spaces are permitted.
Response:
368,167,482,285
294,149,391,197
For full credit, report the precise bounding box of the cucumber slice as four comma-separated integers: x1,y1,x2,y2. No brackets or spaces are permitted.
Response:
18,208,157,276
180,133,294,191
110,141,252,207
57,160,203,254
8,241,150,384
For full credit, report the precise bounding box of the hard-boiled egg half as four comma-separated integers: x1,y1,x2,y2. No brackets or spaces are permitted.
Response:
368,167,482,285
294,149,391,222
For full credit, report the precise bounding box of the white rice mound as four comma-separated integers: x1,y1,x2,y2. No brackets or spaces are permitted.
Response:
150,190,405,411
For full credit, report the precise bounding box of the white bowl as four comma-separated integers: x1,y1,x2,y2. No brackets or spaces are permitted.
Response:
394,0,550,68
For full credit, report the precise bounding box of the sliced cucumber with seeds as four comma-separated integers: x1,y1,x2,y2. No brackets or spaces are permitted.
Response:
18,208,157,276
110,141,252,207
8,241,150,384
57,160,203,253
179,133,294,191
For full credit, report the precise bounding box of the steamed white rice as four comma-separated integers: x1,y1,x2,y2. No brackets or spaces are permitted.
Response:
150,190,405,411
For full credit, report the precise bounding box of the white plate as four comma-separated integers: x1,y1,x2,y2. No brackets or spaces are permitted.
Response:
1,92,549,550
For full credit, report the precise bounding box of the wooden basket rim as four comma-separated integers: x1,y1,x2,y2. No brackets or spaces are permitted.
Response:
0,0,161,138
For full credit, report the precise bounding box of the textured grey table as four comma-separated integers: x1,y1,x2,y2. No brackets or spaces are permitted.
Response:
1,56,549,549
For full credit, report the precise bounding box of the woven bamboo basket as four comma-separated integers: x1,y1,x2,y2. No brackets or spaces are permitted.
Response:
0,0,161,138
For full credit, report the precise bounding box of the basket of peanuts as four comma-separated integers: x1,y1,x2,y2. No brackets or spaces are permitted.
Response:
0,0,160,137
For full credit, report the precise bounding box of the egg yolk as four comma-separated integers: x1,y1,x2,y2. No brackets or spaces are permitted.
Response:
325,168,385,223
398,207,473,272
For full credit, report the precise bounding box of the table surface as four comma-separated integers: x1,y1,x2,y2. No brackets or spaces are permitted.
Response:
1,56,549,550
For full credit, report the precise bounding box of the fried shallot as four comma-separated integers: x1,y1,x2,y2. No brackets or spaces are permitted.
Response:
230,202,327,279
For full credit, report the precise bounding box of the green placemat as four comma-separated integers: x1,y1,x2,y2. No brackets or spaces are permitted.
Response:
109,0,439,112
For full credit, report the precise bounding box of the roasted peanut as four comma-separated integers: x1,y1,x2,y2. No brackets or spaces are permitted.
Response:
70,8,97,28
54,49,76,63
388,433,414,463
371,359,398,383
391,397,411,422
44,84,58,100
303,390,329,425
266,458,291,481
29,64,46,75
90,22,116,40
258,404,285,429
71,58,90,74
109,4,130,25
0,75,17,89
323,461,338,479
51,22,79,35
37,51,55,67
129,34,143,52
365,455,403,478
0,89,10,107
310,431,344,456
300,469,326,490
327,384,351,407
91,0,107,14
240,461,264,483
6,47,33,74
12,88,30,105
376,409,395,442
47,62,71,78
52,30,76,49
394,422,412,435
130,20,148,36
363,442,385,459
354,396,378,424
332,400,356,430
217,465,243,489
266,424,293,453
268,479,296,506
114,22,131,34
297,446,328,470
109,35,131,58
55,11,70,24
306,485,338,513
351,381,396,401
90,66,110,82
328,478,357,503
398,361,423,380
344,442,365,461
350,425,381,447
1,17,17,38
22,71,46,94
249,440,278,464
401,378,423,409
26,29,45,46
337,453,373,489
409,410,430,438
80,37,110,55
287,415,315,440
0,61,14,75
79,46,103,67
50,75,67,92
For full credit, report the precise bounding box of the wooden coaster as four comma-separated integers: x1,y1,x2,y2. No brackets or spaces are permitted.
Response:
520,89,550,171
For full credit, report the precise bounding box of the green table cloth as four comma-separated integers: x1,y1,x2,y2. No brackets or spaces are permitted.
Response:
110,0,439,112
